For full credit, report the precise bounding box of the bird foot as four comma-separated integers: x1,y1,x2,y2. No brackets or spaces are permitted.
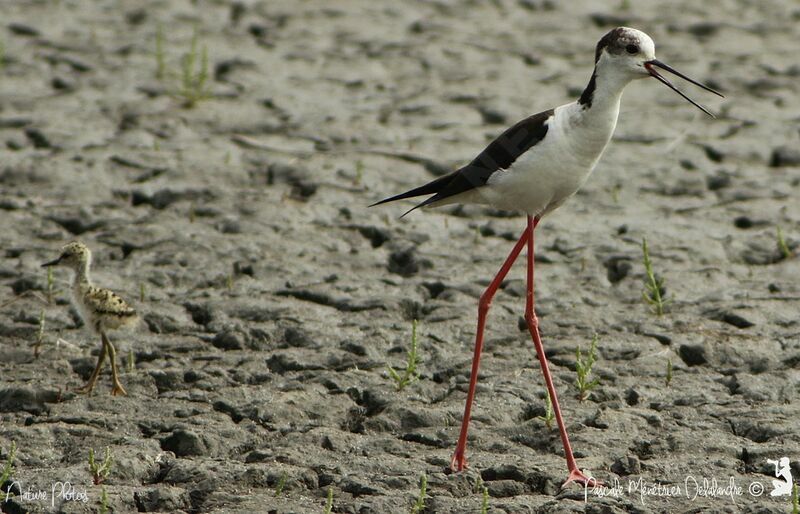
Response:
74,382,96,395
562,468,601,489
449,450,468,473
110,382,128,396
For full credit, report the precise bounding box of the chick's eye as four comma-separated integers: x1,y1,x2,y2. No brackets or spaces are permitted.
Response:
626,44,639,54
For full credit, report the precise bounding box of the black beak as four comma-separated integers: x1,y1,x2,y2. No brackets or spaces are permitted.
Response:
41,256,62,268
645,59,724,118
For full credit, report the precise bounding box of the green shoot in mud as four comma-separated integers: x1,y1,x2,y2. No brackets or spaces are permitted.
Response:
127,348,135,373
792,481,799,514
178,30,211,108
575,334,600,402
154,23,166,80
354,160,364,186
480,484,489,514
46,266,54,304
89,447,113,486
387,319,421,391
99,487,109,514
641,238,669,316
777,226,792,260
665,358,673,387
1,441,16,488
410,473,427,514
274,471,288,497
324,486,334,514
538,389,555,429
34,309,45,358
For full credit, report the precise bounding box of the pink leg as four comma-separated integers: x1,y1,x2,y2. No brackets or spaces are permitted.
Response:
524,215,596,487
450,224,530,472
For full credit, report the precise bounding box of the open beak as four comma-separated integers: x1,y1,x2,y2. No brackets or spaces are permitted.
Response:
645,59,724,118
41,256,62,268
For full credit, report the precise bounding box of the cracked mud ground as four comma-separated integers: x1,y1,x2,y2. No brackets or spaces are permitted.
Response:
1,1,799,513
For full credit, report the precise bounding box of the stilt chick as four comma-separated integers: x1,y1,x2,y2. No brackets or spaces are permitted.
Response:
42,242,137,396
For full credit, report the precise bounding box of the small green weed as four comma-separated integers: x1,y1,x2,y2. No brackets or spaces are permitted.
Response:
274,471,288,497
575,334,600,402
46,266,54,304
154,23,166,80
177,30,211,108
324,486,333,514
88,447,113,485
410,473,427,514
387,319,421,391
537,389,554,429
665,358,673,387
1,441,16,487
99,487,109,514
480,484,489,514
777,226,792,260
641,238,669,315
34,309,45,358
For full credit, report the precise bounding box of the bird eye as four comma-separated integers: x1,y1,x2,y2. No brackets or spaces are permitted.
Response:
626,44,639,54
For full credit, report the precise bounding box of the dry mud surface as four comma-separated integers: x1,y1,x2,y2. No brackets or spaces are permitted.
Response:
1,1,799,513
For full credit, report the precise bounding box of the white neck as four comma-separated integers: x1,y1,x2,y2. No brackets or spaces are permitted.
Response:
578,66,633,118
72,260,91,287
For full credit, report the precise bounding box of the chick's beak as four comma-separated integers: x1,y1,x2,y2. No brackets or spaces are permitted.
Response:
41,256,62,268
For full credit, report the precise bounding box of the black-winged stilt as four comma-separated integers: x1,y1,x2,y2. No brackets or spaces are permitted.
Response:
373,27,723,486
42,242,137,396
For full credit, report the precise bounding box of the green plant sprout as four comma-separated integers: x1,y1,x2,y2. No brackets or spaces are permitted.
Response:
537,389,555,429
178,30,211,108
324,486,333,514
665,358,673,387
792,481,798,514
46,266,54,304
387,319,421,391
127,348,135,373
410,473,427,514
575,334,600,402
88,447,113,485
354,160,364,186
641,238,669,315
1,441,16,487
480,485,489,514
777,226,792,260
34,309,45,358
99,487,109,514
274,471,288,497
154,23,165,80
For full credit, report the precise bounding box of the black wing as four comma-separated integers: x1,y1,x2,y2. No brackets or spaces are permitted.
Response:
371,108,554,215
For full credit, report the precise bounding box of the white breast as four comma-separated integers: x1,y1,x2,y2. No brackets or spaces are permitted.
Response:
480,100,620,216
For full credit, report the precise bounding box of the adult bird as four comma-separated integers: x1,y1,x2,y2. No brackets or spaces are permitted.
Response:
372,27,723,486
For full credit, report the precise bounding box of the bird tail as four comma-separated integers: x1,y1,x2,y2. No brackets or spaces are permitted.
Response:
369,171,459,217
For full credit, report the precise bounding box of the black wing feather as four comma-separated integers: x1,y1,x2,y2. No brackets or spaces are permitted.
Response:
372,108,554,214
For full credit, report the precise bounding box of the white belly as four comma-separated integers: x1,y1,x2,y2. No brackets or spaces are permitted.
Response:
470,101,619,216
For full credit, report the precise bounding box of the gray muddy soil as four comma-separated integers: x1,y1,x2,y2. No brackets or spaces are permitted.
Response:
1,0,799,513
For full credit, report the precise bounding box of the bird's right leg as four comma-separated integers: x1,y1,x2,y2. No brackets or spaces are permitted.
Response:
102,332,128,396
451,224,531,472
75,337,107,395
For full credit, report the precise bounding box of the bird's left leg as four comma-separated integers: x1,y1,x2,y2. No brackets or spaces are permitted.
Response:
75,339,107,395
523,215,597,488
102,332,128,396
